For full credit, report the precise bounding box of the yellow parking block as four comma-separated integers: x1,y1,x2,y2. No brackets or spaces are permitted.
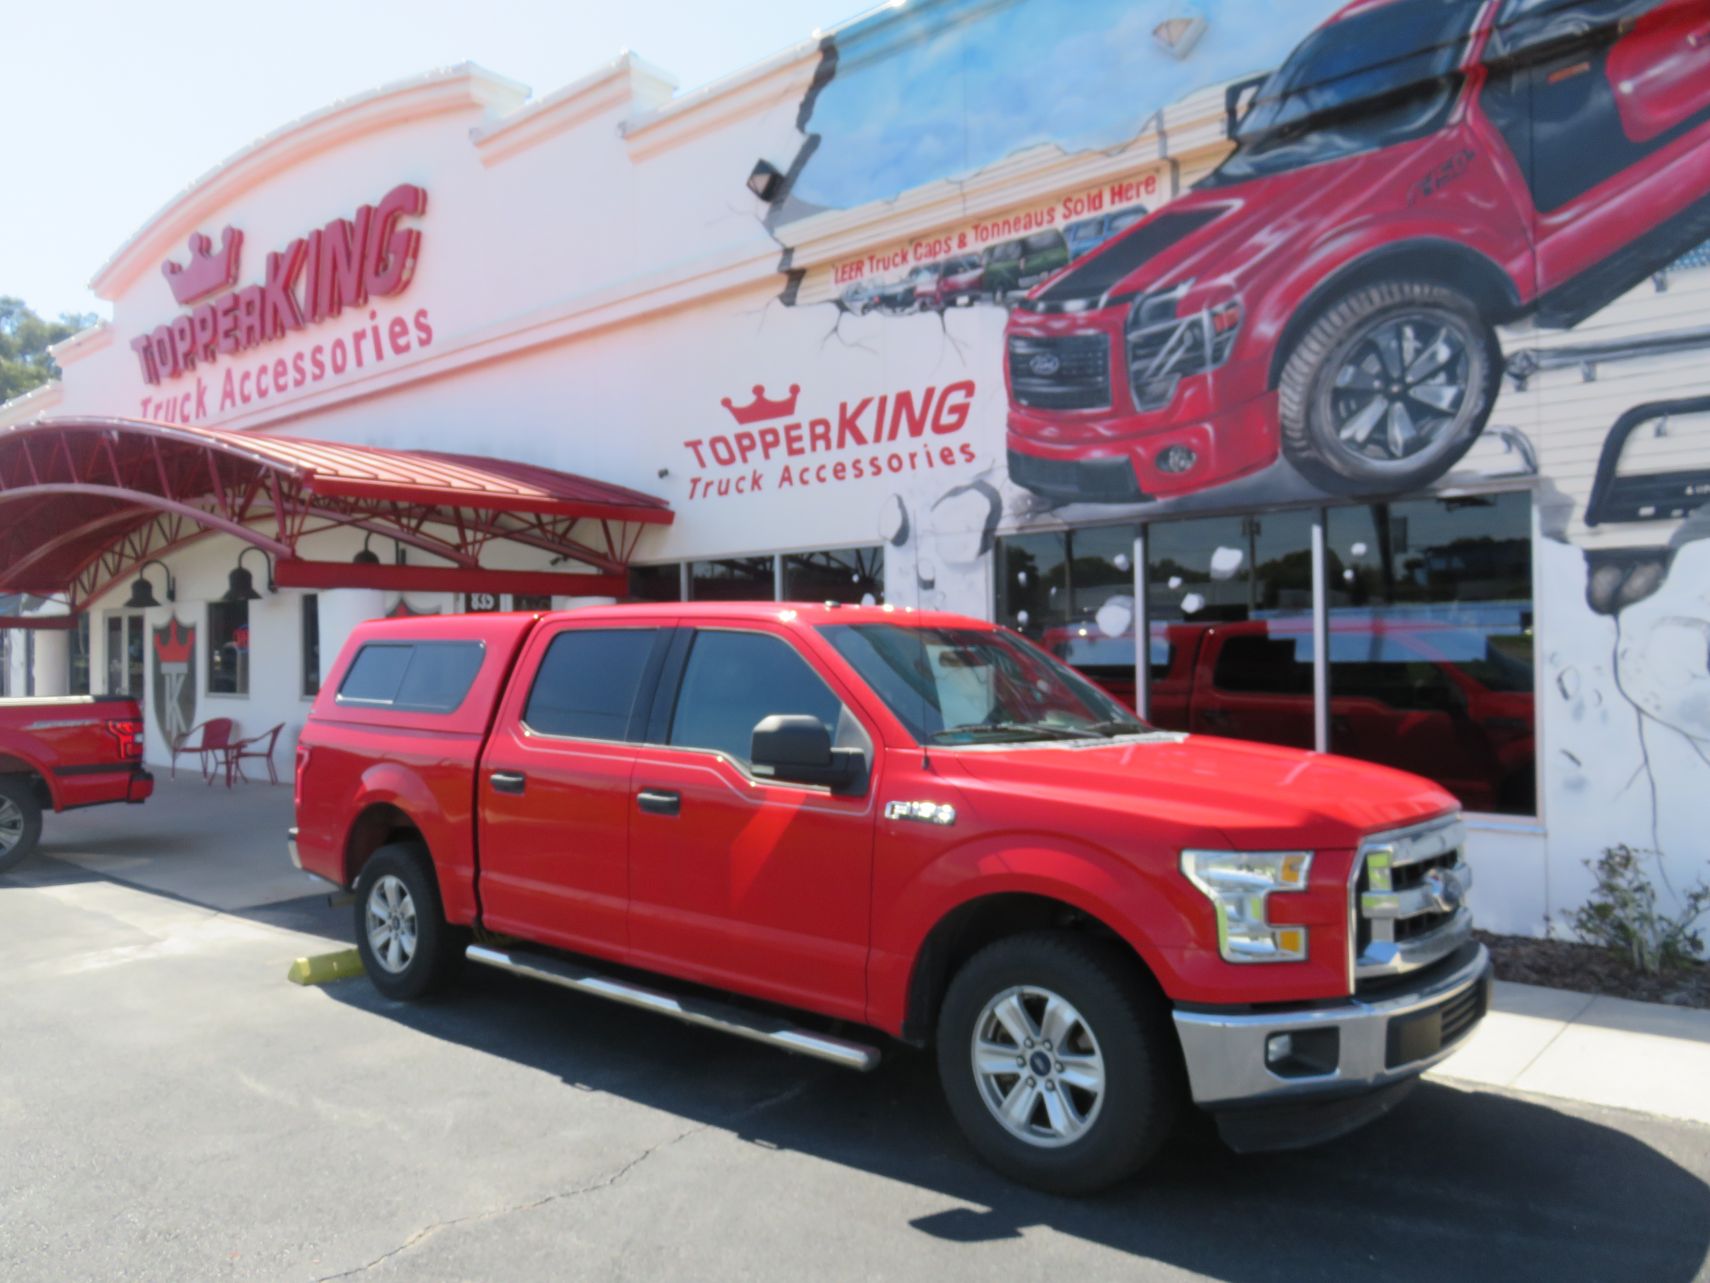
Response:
287,949,364,986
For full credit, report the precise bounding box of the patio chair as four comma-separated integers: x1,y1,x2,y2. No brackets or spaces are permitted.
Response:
169,718,235,783
223,722,285,786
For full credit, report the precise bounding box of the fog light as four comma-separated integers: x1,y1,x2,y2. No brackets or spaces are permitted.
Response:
1265,1034,1293,1065
1264,1027,1340,1079
1157,444,1199,474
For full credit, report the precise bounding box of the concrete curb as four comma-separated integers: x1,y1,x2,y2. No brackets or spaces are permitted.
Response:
287,949,364,986
1430,979,1710,1128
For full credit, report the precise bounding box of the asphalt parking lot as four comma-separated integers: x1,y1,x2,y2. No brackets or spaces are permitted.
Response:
3,781,1709,1283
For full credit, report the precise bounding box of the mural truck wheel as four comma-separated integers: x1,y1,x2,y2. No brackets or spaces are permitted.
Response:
0,776,44,875
1279,280,1500,496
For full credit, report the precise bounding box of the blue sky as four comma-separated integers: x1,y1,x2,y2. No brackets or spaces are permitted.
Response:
2,0,850,320
789,0,1341,216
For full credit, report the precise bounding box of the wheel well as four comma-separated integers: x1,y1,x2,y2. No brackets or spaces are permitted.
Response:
1267,241,1520,389
0,755,52,811
343,804,424,888
901,893,1152,1046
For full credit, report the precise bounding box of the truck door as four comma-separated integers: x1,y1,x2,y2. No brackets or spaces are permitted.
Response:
476,623,671,956
627,625,877,1021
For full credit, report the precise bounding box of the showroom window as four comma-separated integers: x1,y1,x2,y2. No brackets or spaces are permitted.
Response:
688,558,775,601
996,491,1536,815
783,546,884,604
1326,493,1534,815
627,564,683,601
68,616,91,695
208,601,250,696
996,527,1139,708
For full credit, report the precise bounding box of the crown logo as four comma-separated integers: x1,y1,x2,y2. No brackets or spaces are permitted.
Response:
153,618,194,666
161,227,244,306
721,384,801,425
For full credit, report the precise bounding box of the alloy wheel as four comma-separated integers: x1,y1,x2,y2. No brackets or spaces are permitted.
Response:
971,985,1106,1148
1329,314,1471,464
0,796,23,854
365,873,419,974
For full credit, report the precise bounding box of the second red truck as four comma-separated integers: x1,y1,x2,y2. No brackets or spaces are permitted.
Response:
293,602,1489,1193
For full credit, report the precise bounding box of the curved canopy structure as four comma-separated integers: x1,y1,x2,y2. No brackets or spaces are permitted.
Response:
0,417,671,614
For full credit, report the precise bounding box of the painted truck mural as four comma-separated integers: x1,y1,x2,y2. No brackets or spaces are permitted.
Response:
754,0,1710,923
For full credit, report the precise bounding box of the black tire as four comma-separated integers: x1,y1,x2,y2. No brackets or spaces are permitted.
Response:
936,931,1180,1194
353,843,464,1001
0,776,44,875
1278,279,1501,496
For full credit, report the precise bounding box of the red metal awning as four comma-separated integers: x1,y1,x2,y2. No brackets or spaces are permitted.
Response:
0,416,672,612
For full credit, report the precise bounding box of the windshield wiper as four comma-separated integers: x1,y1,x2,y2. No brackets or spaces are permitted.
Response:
1084,719,1151,737
931,722,1105,743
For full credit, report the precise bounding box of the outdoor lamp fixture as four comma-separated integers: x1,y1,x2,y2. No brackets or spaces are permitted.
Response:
352,532,382,566
124,559,176,609
222,547,274,602
747,159,785,202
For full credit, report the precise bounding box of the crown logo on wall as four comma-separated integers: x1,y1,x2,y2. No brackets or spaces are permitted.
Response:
161,227,244,306
721,384,801,425
153,618,194,665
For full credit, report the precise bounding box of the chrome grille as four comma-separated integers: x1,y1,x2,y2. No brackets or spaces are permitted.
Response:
1352,816,1473,984
1008,335,1111,411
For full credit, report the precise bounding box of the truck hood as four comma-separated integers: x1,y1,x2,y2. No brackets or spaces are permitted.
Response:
946,732,1456,850
1024,158,1392,310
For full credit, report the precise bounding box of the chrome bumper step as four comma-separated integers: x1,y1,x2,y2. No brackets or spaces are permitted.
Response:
464,944,881,1072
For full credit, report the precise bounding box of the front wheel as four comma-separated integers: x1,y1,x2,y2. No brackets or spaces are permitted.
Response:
353,843,464,1001
0,777,44,874
936,932,1180,1194
1278,279,1501,496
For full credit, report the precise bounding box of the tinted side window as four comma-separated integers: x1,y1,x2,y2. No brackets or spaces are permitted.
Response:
669,631,843,766
1213,636,1313,696
339,644,412,703
524,628,659,740
336,641,485,712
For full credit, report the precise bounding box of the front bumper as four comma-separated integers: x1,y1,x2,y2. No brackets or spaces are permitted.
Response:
1172,943,1493,1114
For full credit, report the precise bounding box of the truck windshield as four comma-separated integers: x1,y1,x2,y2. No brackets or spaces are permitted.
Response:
820,623,1147,744
1206,0,1477,185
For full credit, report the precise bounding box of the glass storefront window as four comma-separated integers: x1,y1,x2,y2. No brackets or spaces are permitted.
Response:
1327,493,1534,814
627,564,683,602
783,547,884,605
995,532,1067,640
301,595,321,698
69,616,91,695
208,601,250,695
1145,511,1316,749
688,558,774,601
997,527,1139,708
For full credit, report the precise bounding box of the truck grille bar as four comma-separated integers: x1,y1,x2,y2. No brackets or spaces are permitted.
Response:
1351,816,1473,985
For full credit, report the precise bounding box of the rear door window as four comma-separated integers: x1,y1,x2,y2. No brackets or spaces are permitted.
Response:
523,628,662,741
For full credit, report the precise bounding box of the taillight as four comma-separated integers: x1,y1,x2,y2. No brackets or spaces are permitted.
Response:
105,719,144,761
294,744,311,809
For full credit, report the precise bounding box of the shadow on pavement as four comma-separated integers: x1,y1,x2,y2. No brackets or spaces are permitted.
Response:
326,964,1710,1282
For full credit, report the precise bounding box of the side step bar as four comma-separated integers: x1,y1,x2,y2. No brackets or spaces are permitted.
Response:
465,944,881,1072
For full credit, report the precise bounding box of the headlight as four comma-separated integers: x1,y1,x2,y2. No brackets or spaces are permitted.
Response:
1180,849,1313,963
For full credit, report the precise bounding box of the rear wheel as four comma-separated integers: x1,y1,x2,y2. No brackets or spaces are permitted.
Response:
0,777,43,875
1279,280,1500,495
936,931,1180,1194
353,843,464,1000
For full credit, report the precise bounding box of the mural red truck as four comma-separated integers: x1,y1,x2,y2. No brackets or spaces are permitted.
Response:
1004,0,1710,504
0,695,151,872
292,603,1490,1193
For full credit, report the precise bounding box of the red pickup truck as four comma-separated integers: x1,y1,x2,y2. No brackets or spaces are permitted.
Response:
293,603,1490,1193
0,696,151,873
1005,0,1710,504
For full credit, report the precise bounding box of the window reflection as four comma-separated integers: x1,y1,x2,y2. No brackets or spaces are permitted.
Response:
784,547,884,604
1327,494,1534,815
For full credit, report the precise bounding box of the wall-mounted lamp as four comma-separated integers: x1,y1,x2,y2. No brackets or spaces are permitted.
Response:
223,547,275,602
124,559,176,609
353,532,382,565
747,159,785,202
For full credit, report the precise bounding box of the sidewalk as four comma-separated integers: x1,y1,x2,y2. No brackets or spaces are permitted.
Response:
1431,979,1710,1127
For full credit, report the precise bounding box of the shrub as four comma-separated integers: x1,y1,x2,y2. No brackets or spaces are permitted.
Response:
1571,846,1710,975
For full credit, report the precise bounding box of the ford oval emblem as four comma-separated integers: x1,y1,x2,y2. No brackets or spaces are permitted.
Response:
1424,867,1464,915
1029,352,1062,376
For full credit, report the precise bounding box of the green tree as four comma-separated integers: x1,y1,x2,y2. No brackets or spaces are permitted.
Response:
0,297,97,403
